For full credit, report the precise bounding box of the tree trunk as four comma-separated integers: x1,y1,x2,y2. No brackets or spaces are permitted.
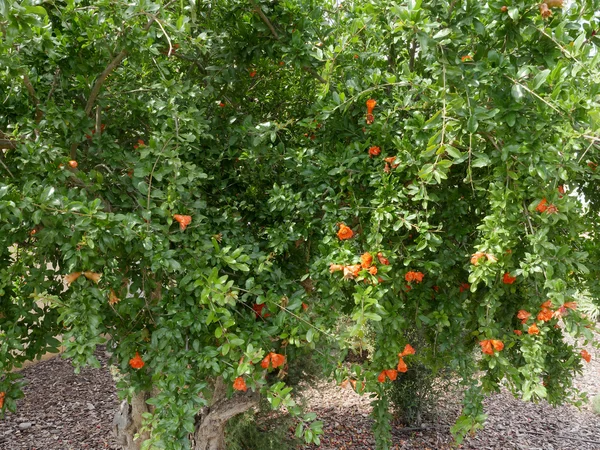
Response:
113,391,153,450
192,377,259,450
113,378,259,450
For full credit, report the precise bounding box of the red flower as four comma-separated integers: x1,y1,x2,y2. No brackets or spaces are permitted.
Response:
249,70,257,78
368,146,381,158
233,377,248,392
173,214,192,231
133,139,145,149
581,349,591,363
545,204,558,214
129,352,145,369
219,102,226,107
503,273,516,284
514,329,523,336
0,392,5,409
252,303,267,319
68,160,78,169
535,198,548,213
376,252,390,265
557,185,565,196
588,161,598,171
302,302,309,311
459,283,470,293
337,223,354,240
361,252,373,269
261,352,286,369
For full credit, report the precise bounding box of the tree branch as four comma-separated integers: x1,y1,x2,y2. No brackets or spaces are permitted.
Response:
303,66,327,84
23,74,43,123
84,49,129,117
248,0,279,40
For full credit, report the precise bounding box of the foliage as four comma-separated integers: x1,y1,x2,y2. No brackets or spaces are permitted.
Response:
1,0,600,449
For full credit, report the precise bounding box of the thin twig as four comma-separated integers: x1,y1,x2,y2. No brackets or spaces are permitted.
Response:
146,139,172,226
505,76,563,114
0,152,15,178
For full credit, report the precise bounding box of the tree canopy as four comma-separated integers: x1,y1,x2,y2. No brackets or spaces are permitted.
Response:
1,1,599,449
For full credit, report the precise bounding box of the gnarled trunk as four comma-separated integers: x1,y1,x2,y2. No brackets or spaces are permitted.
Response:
113,391,154,450
113,378,259,450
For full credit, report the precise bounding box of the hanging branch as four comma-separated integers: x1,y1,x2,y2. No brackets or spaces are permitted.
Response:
248,0,279,40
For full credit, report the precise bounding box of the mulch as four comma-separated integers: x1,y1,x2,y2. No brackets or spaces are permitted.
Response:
1,344,599,450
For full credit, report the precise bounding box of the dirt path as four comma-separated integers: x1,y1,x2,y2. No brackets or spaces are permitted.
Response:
1,344,598,450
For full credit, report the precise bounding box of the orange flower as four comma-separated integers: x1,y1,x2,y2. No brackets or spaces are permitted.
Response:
249,70,257,77
537,308,553,322
479,340,494,355
539,3,552,18
361,252,373,269
517,310,531,324
65,272,82,285
368,266,378,275
535,198,548,213
366,99,376,115
366,114,374,125
557,185,565,196
502,273,516,284
545,204,558,214
405,271,424,283
133,139,145,149
173,214,192,231
491,340,504,351
219,102,226,107
337,223,354,240
397,358,408,373
261,352,286,369
302,302,309,311
486,254,498,263
108,289,120,306
459,282,470,293
83,271,102,283
564,302,577,310
470,252,486,265
68,160,78,168
0,392,4,409
368,146,381,158
233,377,248,392
347,264,362,278
400,344,416,357
461,55,473,62
377,252,390,265
528,324,540,335
330,264,344,273
377,369,398,382
514,329,523,336
581,349,591,363
129,352,145,369
501,5,508,12
540,300,553,309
